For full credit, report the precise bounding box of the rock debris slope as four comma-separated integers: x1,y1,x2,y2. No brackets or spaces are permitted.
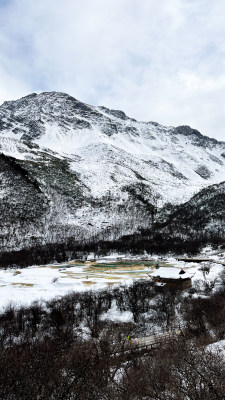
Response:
0,91,225,255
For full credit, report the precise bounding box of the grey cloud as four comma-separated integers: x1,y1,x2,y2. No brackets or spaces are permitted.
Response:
0,0,225,141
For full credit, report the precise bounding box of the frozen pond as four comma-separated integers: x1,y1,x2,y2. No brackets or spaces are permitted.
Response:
0,255,224,309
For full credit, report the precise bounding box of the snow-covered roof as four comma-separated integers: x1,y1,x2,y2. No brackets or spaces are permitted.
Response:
151,267,193,280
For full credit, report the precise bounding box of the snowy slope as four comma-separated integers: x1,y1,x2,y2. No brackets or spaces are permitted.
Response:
156,180,225,239
0,91,225,259
1,92,225,206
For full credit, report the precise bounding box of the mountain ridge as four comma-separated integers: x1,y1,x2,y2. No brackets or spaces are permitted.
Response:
0,91,225,264
1,91,225,205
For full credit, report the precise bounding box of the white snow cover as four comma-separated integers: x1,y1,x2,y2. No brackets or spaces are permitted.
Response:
0,250,224,310
206,340,225,359
1,91,225,205
36,121,225,204
151,267,193,279
100,301,133,323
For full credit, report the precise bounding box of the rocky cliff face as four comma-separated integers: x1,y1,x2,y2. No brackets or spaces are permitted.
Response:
0,92,225,260
156,180,225,237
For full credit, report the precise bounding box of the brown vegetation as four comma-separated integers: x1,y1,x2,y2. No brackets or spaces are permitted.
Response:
0,277,225,399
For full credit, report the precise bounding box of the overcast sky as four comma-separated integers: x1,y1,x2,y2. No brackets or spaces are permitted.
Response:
0,0,225,141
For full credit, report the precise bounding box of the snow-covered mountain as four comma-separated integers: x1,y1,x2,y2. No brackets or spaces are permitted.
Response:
1,91,225,204
156,180,225,239
0,91,225,260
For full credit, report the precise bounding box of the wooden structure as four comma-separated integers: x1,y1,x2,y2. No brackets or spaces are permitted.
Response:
150,267,192,290
176,257,212,262
153,275,192,290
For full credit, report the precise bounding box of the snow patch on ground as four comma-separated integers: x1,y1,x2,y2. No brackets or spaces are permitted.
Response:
101,301,133,323
1,249,225,310
206,340,225,358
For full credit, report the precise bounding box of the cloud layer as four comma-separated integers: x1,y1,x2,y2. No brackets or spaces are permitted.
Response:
0,0,225,140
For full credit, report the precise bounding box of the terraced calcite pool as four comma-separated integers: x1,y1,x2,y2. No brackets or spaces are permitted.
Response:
1,256,221,309
47,259,174,285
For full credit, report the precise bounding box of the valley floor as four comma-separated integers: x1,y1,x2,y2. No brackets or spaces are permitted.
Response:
1,247,224,311
1,247,225,399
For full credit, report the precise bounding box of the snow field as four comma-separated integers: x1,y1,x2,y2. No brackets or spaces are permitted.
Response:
1,249,224,311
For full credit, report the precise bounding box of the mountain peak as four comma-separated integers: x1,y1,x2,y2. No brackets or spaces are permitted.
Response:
1,91,83,109
0,91,225,260
175,125,219,145
98,105,136,122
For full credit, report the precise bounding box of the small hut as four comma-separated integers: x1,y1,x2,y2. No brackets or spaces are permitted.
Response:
176,257,211,263
150,267,192,291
